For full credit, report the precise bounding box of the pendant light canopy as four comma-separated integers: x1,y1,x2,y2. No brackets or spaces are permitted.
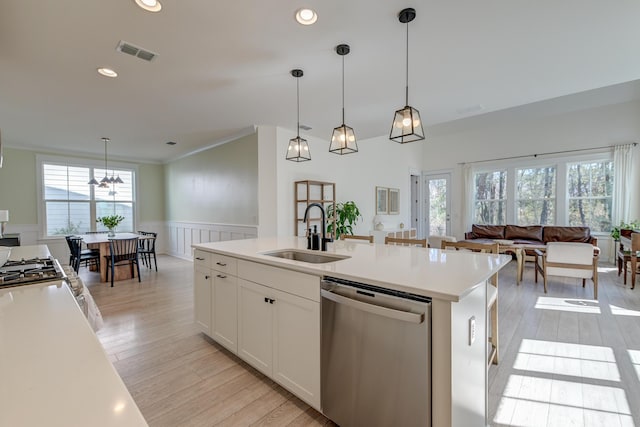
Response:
286,69,311,162
390,8,425,144
330,44,358,155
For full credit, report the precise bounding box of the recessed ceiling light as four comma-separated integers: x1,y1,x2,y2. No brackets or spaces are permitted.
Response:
295,8,317,25
134,0,162,12
97,67,118,78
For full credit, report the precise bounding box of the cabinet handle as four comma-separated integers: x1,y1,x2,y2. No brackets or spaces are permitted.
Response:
195,257,205,261
205,275,210,280
269,298,275,304
216,262,227,266
216,274,227,279
264,297,269,303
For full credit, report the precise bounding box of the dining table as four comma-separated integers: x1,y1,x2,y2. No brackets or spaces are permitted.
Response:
78,232,149,283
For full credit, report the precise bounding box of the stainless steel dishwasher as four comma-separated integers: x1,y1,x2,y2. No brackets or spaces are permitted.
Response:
321,276,431,427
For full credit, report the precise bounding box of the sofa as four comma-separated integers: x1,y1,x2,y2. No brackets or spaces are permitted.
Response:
464,224,598,255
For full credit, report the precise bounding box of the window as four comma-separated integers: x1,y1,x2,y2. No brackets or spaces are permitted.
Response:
516,166,556,225
473,170,507,225
567,161,613,232
468,154,613,232
41,159,136,237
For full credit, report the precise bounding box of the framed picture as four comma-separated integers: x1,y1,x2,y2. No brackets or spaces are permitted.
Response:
388,188,399,215
376,187,388,215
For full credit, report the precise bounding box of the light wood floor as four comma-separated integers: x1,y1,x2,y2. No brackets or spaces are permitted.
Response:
82,255,640,427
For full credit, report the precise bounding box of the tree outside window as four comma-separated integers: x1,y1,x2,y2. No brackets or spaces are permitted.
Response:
567,161,613,232
516,166,556,225
474,170,507,225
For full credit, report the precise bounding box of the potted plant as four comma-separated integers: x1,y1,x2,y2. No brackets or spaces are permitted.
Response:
611,220,640,240
326,201,362,239
97,214,124,237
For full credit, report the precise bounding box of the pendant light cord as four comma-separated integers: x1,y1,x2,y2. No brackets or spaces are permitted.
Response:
296,77,300,137
342,54,346,124
405,20,409,106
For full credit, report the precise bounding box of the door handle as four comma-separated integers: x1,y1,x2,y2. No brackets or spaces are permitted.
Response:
320,289,424,324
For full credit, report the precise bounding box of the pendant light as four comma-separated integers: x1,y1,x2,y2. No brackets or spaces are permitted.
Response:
88,137,124,187
389,8,425,144
286,69,311,162
329,44,358,155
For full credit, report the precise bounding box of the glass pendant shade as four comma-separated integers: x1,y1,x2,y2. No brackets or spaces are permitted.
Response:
114,175,124,184
286,136,311,162
88,178,99,185
329,124,357,154
390,105,424,143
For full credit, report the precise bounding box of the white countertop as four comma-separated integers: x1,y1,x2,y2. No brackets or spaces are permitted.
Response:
193,237,511,302
0,249,147,426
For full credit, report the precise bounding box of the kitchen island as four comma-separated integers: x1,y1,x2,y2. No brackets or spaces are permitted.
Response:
0,245,147,427
192,237,510,427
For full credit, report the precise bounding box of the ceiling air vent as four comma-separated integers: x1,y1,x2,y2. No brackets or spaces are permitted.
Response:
116,40,158,62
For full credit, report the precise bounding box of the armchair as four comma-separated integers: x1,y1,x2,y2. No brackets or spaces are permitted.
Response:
535,242,598,299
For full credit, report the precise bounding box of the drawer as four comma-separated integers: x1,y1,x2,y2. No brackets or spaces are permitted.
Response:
237,260,320,302
212,253,238,276
193,250,211,268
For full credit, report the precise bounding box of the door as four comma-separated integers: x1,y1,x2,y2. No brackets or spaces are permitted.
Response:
424,173,451,237
410,174,421,237
212,273,238,354
237,278,273,376
194,267,212,335
272,288,321,410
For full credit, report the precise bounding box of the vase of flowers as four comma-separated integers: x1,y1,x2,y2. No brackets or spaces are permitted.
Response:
97,215,124,237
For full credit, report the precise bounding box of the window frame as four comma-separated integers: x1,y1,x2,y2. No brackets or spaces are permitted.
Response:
36,154,138,240
469,151,613,235
514,164,557,226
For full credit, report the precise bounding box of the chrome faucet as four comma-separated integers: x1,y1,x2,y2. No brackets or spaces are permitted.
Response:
303,203,333,251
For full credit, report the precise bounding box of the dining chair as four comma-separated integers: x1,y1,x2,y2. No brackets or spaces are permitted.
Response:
137,231,158,271
427,235,456,250
66,236,100,273
535,242,599,299
340,234,374,243
384,236,427,247
617,232,639,289
440,240,500,366
105,237,141,287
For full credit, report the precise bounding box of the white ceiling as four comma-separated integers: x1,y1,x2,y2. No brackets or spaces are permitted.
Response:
1,0,640,163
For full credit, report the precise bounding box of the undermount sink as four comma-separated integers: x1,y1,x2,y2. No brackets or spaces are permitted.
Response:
262,249,350,264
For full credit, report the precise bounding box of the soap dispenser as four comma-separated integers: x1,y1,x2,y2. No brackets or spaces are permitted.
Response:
311,225,320,250
306,228,312,249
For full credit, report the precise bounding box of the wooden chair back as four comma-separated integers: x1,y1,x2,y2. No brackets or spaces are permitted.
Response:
384,236,427,247
341,234,374,243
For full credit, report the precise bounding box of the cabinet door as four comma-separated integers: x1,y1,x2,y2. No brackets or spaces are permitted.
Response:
237,279,273,376
272,289,321,410
212,272,238,354
194,266,212,335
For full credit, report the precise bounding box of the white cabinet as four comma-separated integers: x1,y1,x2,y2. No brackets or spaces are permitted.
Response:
272,287,320,407
194,266,212,335
212,272,238,353
238,279,273,375
193,250,238,353
193,250,321,410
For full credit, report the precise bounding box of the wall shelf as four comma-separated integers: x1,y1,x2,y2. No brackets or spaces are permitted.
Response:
294,180,336,239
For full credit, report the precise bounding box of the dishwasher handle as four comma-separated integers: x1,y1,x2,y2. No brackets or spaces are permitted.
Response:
321,289,424,324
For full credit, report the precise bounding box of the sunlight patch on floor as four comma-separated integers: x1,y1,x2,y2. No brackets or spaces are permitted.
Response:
610,304,640,317
535,296,601,314
513,339,620,382
493,374,633,426
629,350,640,385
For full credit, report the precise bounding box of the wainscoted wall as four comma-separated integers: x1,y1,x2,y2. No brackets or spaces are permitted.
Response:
166,221,258,260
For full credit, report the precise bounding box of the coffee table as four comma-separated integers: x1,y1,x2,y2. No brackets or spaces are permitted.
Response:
492,240,547,285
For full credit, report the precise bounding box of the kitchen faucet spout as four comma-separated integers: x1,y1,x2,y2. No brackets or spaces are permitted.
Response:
303,203,332,251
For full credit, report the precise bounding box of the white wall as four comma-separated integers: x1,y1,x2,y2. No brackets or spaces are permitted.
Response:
270,127,424,237
422,99,640,259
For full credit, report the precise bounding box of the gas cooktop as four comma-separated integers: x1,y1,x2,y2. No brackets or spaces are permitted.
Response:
0,257,66,289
